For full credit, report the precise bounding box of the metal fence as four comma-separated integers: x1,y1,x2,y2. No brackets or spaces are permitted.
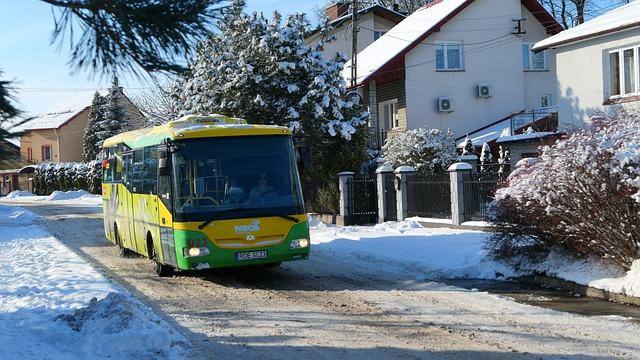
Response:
383,175,397,221
347,177,378,225
462,171,504,222
406,173,452,219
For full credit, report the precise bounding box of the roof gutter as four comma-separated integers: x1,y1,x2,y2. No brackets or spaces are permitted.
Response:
53,128,61,162
534,21,640,51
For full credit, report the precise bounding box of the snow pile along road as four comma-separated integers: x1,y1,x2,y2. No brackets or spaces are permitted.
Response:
310,218,640,298
0,204,185,359
1,190,102,206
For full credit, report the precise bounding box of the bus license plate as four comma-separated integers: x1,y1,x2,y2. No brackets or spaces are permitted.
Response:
235,250,268,261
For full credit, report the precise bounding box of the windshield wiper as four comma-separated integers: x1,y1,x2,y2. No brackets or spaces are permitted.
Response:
198,207,248,230
276,215,300,223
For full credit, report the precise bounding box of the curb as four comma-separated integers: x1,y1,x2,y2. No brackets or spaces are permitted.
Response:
516,275,640,307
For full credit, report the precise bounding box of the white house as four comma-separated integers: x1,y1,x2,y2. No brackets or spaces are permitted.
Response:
342,0,563,149
533,1,640,130
305,3,406,61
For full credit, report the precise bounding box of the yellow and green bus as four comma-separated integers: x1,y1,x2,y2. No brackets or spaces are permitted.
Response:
100,115,310,276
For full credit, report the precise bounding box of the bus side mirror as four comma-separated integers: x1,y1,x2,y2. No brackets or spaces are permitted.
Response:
158,150,170,177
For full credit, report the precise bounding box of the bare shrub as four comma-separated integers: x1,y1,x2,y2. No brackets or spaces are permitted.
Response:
488,111,640,270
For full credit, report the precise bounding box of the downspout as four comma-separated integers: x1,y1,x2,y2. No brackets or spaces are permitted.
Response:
53,128,61,162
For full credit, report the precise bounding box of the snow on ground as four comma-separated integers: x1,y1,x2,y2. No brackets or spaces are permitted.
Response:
309,218,640,298
0,204,185,359
1,190,102,206
310,219,515,280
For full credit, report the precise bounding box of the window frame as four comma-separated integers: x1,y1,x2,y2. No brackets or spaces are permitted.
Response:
523,43,547,71
435,41,464,71
607,45,640,99
41,145,52,161
378,99,399,130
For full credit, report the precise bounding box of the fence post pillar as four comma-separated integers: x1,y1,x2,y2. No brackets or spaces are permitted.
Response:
395,166,416,221
376,165,394,223
458,155,478,173
337,171,355,226
448,162,473,226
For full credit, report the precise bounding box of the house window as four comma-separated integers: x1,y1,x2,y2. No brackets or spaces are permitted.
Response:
41,145,52,161
523,44,547,71
436,42,463,71
378,99,399,130
27,148,32,162
607,46,640,98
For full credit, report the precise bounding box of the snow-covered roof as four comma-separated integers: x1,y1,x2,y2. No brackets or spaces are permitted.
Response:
342,0,471,86
496,131,557,144
533,1,640,51
457,118,512,147
11,91,106,133
343,0,562,86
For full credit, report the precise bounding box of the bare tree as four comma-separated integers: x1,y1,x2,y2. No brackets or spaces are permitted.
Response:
539,0,628,28
130,77,180,126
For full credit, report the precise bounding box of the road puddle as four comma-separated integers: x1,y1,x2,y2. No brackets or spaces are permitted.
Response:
444,279,640,322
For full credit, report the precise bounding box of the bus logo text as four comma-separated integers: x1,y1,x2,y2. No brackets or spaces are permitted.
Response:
235,220,260,234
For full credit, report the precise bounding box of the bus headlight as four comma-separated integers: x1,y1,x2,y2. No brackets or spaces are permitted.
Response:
290,238,309,249
183,247,211,258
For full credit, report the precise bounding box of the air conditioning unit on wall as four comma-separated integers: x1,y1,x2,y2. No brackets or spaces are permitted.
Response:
477,84,492,98
438,97,454,112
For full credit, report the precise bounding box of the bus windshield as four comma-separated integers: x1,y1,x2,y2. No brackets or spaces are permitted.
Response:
172,136,304,221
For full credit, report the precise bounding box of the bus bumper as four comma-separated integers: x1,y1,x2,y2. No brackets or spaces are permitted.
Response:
172,221,310,270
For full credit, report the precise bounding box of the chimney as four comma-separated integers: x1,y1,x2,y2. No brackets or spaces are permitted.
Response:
326,2,351,22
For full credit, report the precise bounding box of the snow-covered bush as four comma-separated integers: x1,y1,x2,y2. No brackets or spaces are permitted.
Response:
33,162,101,195
489,111,640,270
479,142,493,174
381,128,457,177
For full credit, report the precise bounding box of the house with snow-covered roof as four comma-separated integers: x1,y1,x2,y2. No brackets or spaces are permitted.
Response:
342,0,564,151
12,88,144,164
305,3,406,61
533,1,640,129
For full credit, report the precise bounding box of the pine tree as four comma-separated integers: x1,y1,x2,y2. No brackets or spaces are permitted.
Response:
82,92,107,161
480,142,493,174
102,76,132,142
172,7,367,140
461,135,475,156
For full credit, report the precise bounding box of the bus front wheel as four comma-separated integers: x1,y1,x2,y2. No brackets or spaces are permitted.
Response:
114,224,134,258
149,237,174,277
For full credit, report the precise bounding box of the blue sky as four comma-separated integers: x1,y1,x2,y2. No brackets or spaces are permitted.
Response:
0,0,321,116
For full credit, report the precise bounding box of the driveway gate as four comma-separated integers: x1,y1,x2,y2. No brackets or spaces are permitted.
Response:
347,177,378,225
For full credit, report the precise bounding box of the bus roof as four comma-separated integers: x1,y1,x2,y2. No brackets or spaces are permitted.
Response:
102,115,292,149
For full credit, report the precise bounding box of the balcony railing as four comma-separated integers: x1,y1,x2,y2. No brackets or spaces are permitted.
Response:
509,106,558,135
369,128,390,150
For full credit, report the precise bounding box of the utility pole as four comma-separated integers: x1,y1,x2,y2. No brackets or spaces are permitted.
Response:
351,0,358,88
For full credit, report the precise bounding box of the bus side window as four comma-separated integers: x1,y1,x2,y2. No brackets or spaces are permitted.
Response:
142,147,158,194
132,149,144,193
114,145,123,183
